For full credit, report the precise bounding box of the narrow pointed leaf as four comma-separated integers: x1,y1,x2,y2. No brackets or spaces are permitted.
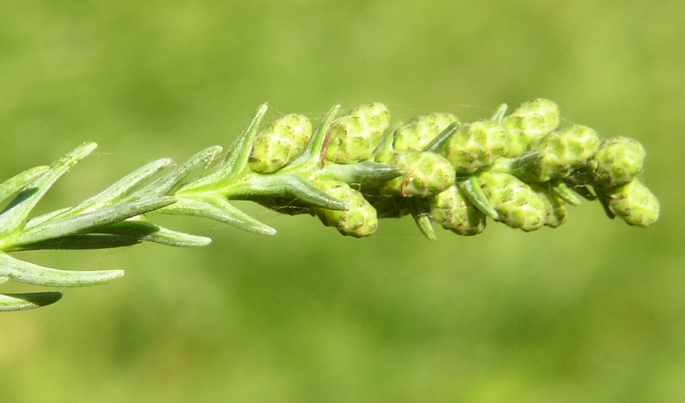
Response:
320,161,405,185
6,234,141,251
0,292,63,311
230,174,349,211
97,219,212,247
423,122,460,153
456,175,499,220
407,198,436,240
74,158,173,209
490,103,508,122
288,104,341,167
550,180,582,206
0,143,97,237
0,253,124,287
161,195,276,235
0,165,49,205
179,104,269,190
10,197,176,247
136,145,223,196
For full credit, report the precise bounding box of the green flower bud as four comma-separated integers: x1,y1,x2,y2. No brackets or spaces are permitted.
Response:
428,185,486,236
502,98,560,157
325,102,391,164
375,150,455,197
478,171,546,231
249,114,312,173
444,120,508,173
589,136,646,188
532,185,568,228
311,179,378,237
606,178,660,227
528,125,601,181
393,112,459,151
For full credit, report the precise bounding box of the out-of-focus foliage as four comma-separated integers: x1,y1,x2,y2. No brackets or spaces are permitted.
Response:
1,1,683,401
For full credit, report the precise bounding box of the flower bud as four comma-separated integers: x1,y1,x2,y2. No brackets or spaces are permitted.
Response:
478,171,546,231
374,150,455,197
532,185,568,227
428,185,486,235
502,98,560,157
444,120,508,173
249,114,312,173
528,125,601,181
606,178,660,227
393,112,459,151
589,136,645,188
311,179,378,237
325,102,391,164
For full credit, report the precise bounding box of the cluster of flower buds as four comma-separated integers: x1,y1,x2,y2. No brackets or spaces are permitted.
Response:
196,99,659,239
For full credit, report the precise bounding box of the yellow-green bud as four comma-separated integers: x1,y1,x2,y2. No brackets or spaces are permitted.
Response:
502,98,560,157
478,171,546,231
533,185,568,228
311,179,378,237
529,125,601,181
325,102,390,164
606,178,660,227
589,136,646,188
393,112,459,151
428,185,486,235
444,120,508,173
249,114,312,173
374,150,455,197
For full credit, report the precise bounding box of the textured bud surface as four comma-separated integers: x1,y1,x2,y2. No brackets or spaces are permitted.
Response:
478,171,546,231
249,114,312,173
606,179,660,226
502,98,560,157
428,185,486,235
590,136,646,188
311,179,379,237
444,120,508,173
529,124,601,181
325,102,390,164
375,150,455,197
393,113,458,151
533,185,568,227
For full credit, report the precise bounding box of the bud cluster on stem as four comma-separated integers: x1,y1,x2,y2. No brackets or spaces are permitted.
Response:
0,98,660,310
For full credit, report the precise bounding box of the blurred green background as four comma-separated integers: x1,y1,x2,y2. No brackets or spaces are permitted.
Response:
1,1,684,402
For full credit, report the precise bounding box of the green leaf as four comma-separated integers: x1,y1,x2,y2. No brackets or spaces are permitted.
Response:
0,253,124,287
407,197,436,240
319,161,405,186
161,195,277,235
0,142,97,237
139,146,223,196
0,292,63,311
229,174,349,211
0,165,49,205
9,197,176,248
456,175,499,220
